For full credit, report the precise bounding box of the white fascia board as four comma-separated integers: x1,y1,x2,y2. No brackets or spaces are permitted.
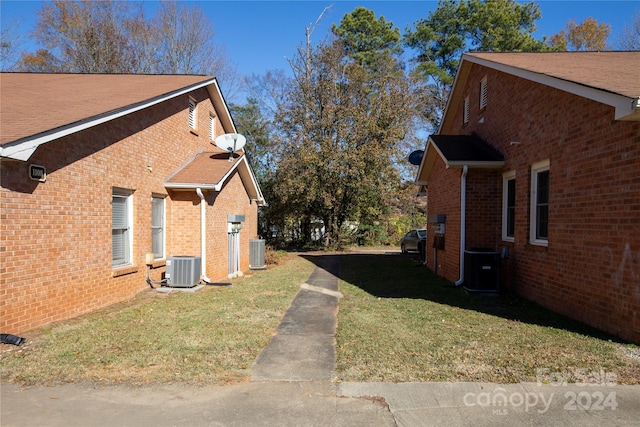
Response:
234,155,266,205
207,79,237,133
1,78,218,161
164,183,223,191
415,138,441,184
463,54,638,121
164,155,266,206
446,161,505,169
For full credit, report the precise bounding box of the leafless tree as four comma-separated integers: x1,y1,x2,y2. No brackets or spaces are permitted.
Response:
618,11,640,50
1,18,26,71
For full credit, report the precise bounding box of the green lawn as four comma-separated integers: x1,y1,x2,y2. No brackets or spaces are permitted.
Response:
335,252,640,384
0,253,313,386
1,251,638,386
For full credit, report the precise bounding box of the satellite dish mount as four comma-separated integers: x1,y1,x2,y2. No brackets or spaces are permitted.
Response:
214,133,247,162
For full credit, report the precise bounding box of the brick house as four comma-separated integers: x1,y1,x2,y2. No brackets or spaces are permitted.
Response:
0,73,265,334
415,52,639,343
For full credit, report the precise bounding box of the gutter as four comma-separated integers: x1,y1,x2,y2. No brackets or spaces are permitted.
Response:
196,188,213,284
454,165,468,286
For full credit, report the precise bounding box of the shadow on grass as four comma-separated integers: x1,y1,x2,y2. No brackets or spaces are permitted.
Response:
299,252,626,344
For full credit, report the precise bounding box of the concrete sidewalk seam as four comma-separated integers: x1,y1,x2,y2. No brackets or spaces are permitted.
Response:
300,283,343,298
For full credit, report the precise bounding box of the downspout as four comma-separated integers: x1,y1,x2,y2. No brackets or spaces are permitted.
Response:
454,165,468,286
196,188,212,283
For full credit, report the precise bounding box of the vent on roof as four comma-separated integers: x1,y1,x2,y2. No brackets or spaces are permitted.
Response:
188,98,196,129
463,96,470,124
166,256,201,287
479,76,488,109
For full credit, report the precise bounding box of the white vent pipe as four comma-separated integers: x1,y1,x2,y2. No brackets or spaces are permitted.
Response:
454,165,468,286
196,188,212,283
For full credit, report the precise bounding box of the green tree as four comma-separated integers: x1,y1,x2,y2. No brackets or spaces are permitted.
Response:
464,0,546,52
272,9,417,248
549,17,611,51
230,98,274,183
405,0,546,127
404,0,466,128
331,6,403,71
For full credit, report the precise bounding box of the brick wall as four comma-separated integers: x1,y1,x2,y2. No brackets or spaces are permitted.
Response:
425,160,461,283
430,63,640,343
0,88,260,334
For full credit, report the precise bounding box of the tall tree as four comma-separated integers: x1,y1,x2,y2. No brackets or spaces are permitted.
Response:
0,18,26,71
230,97,274,183
153,1,228,75
405,0,546,127
549,17,611,51
404,0,466,129
618,11,640,50
17,0,235,80
271,9,418,248
331,6,403,71
26,0,140,73
464,0,546,52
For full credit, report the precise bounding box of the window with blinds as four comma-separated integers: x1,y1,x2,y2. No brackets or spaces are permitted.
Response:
112,191,132,267
151,196,165,259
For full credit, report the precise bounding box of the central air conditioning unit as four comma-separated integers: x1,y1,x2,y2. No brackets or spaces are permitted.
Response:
166,256,201,287
250,239,266,270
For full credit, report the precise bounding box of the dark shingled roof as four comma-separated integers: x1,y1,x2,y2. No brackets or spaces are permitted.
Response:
429,134,504,164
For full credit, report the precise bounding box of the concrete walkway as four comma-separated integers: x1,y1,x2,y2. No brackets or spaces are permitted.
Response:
251,255,341,382
2,255,640,426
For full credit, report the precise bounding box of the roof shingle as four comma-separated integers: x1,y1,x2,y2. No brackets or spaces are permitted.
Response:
465,51,640,99
0,73,215,146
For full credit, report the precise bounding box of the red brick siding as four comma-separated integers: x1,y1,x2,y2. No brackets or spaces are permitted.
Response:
0,88,259,333
429,64,640,343
425,160,461,283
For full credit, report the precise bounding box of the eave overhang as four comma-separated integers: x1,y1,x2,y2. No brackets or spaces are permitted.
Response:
0,78,221,161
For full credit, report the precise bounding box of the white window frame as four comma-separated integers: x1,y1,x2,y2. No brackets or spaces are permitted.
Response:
112,190,134,267
529,159,550,246
151,195,166,260
188,97,197,129
463,96,470,124
479,76,488,109
502,170,516,242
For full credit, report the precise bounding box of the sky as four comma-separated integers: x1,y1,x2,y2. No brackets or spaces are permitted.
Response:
1,1,638,91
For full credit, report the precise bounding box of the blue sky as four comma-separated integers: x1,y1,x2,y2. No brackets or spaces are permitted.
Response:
2,0,638,79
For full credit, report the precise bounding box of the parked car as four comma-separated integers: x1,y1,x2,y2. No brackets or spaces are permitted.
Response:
400,229,427,253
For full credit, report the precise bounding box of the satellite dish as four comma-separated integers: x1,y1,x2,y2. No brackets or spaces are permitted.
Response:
408,150,424,166
214,133,246,162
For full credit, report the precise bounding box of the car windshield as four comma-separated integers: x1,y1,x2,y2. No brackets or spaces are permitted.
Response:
417,229,426,238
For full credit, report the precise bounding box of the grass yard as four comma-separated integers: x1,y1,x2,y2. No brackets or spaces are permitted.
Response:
2,251,639,386
0,253,313,386
335,252,640,384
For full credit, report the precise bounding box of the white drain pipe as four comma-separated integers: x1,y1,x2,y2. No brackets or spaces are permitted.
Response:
196,188,212,283
454,165,468,286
